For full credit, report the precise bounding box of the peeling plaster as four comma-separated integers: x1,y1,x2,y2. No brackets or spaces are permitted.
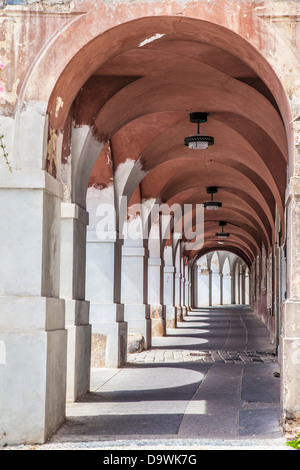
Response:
55,96,64,118
1,78,20,106
46,127,59,178
139,33,166,47
86,184,114,230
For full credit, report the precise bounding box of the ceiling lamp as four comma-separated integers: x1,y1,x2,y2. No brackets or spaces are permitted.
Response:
216,222,230,239
203,187,222,211
184,113,214,150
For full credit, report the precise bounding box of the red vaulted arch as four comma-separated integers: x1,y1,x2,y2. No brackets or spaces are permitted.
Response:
46,16,290,266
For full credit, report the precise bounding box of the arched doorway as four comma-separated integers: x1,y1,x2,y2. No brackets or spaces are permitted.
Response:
194,251,248,307
1,7,299,445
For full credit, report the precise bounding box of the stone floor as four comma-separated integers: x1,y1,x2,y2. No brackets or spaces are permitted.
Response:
3,307,294,451
129,348,277,365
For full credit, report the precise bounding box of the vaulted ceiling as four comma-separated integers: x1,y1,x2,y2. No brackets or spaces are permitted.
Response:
52,18,288,267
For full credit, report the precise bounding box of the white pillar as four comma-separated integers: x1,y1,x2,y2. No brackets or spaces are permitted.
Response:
245,271,250,304
60,203,91,402
212,272,221,306
181,275,187,318
185,279,191,312
197,268,210,307
86,230,127,368
148,220,166,337
122,245,151,349
148,257,166,337
164,264,176,328
0,172,67,446
280,171,300,432
223,274,232,305
175,271,183,322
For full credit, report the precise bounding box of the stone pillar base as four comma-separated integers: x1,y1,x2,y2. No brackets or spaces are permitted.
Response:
166,306,177,329
65,300,91,403
124,304,151,350
150,304,166,337
90,303,127,368
280,300,300,433
128,333,145,354
0,297,67,446
176,306,184,323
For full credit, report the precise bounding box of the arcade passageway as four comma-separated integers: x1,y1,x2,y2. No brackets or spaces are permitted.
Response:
1,2,300,447
45,306,284,449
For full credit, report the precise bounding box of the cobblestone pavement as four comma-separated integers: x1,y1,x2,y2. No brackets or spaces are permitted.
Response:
3,307,293,452
128,349,277,365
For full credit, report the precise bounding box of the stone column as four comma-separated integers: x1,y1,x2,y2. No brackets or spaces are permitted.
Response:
198,268,210,307
185,278,191,312
122,245,151,350
164,265,176,328
192,265,197,308
223,273,232,305
148,220,166,337
86,230,127,368
181,276,187,318
60,203,91,402
212,272,221,306
0,171,67,446
175,271,183,322
240,268,246,305
148,257,166,337
245,271,250,305
220,272,224,305
209,269,213,306
280,173,300,432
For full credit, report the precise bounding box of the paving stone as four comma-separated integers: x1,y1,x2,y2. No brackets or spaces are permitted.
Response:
30,307,283,449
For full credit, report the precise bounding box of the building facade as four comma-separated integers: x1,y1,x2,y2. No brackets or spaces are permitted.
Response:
0,0,300,445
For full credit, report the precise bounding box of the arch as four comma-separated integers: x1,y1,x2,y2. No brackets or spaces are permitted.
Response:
34,16,290,267
37,14,291,273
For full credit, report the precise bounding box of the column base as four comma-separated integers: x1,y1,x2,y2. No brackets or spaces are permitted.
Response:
150,304,166,337
124,304,151,349
0,296,67,446
90,303,127,368
280,300,300,434
176,306,184,323
166,305,177,329
65,300,91,403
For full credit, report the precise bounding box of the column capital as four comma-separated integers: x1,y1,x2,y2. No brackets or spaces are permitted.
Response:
61,202,89,225
122,246,149,257
87,229,119,243
0,169,63,198
164,265,175,274
148,257,164,267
